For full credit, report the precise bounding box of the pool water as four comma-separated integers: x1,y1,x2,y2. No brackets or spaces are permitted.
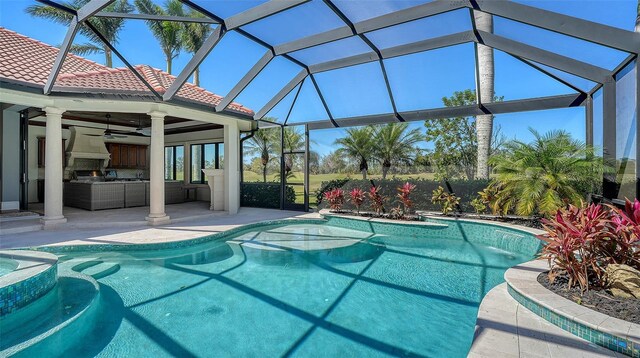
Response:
5,222,534,357
0,258,18,277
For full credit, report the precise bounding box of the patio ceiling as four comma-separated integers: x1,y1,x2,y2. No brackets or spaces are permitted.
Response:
27,0,640,129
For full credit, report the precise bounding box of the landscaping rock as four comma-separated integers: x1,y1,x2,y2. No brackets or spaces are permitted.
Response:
606,264,640,299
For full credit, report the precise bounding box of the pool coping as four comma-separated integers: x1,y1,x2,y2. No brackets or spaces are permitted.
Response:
505,259,640,357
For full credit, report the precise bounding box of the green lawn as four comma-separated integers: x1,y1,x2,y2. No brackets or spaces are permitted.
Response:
243,171,437,205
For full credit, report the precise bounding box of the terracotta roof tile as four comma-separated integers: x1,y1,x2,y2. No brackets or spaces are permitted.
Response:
0,27,253,115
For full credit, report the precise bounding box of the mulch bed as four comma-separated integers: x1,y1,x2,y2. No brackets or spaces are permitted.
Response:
538,272,640,324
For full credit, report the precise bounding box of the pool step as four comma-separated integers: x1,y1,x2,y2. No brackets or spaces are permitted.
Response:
72,259,121,280
0,274,101,357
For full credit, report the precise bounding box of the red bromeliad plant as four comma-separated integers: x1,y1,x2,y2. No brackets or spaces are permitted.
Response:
349,188,366,213
323,188,345,211
368,186,386,215
397,182,417,215
539,198,640,292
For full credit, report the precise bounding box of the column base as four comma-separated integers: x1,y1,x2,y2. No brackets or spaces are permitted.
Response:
146,214,171,226
41,216,67,228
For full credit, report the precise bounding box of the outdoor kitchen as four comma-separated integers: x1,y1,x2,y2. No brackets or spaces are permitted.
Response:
25,110,228,213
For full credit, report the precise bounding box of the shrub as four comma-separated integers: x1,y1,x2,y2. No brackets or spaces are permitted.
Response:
368,185,386,215
316,178,350,205
397,182,417,215
349,188,366,213
431,186,460,215
323,188,345,211
538,198,640,292
470,197,486,214
241,183,295,209
317,178,489,212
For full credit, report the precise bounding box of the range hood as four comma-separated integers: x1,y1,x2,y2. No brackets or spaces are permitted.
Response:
65,126,111,169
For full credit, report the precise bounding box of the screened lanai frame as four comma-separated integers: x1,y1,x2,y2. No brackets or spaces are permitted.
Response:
29,0,640,204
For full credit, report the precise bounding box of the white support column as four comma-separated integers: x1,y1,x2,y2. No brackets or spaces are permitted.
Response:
224,121,240,215
146,111,170,225
42,106,67,227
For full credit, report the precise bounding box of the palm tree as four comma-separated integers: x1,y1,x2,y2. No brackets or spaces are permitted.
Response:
474,10,495,179
373,123,423,179
135,0,184,74
245,124,278,183
636,0,640,33
181,9,212,86
25,0,133,67
276,127,305,180
488,129,610,217
335,126,375,179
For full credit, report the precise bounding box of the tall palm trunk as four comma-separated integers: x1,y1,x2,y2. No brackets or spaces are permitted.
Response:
636,1,639,32
193,67,200,86
105,47,113,68
474,11,495,180
165,53,172,74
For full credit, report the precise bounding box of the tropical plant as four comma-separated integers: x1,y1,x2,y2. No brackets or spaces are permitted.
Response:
539,203,609,291
25,0,134,67
349,188,366,213
539,198,640,292
316,178,350,205
135,0,184,74
335,126,375,179
244,120,278,183
397,182,417,215
368,186,386,215
606,198,640,268
488,129,609,217
473,10,495,180
470,197,487,214
323,188,345,211
431,186,460,215
372,123,423,179
180,8,212,86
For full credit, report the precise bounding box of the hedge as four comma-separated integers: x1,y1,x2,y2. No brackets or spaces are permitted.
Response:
241,182,296,209
316,178,490,212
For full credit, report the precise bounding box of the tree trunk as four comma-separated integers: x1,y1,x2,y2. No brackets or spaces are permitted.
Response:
636,1,640,32
382,160,390,180
474,11,495,180
360,159,368,179
193,67,200,86
362,169,367,180
105,47,113,68
166,55,172,75
262,165,267,183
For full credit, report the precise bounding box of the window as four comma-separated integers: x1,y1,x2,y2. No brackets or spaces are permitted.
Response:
191,143,224,183
164,145,184,181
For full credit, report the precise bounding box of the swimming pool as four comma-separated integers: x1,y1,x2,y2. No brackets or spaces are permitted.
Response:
1,217,541,357
0,258,18,277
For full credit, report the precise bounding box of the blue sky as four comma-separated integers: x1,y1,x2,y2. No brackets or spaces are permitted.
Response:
0,0,636,157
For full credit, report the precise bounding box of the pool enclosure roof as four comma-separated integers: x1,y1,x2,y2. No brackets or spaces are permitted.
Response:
23,0,640,129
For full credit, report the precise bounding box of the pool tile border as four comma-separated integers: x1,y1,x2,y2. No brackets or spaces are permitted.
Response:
0,250,58,316
505,259,640,357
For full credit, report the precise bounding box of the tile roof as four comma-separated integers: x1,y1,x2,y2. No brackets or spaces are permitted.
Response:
0,27,253,115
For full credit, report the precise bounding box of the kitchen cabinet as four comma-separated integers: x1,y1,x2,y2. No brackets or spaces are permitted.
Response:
107,143,148,169
37,137,67,168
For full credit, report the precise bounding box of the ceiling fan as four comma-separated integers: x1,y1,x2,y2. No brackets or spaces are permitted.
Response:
86,113,127,139
135,115,151,137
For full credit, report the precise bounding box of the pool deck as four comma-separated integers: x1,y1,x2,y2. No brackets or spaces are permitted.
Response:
470,283,624,358
0,207,626,357
0,205,318,249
